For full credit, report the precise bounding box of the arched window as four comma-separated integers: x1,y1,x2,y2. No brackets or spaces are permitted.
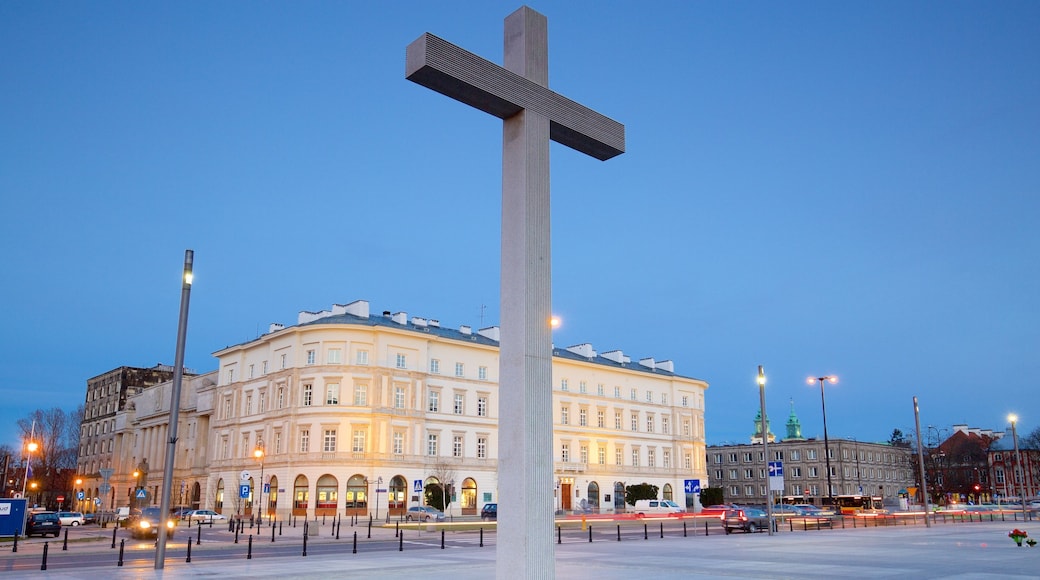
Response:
662,483,673,501
266,475,278,516
191,482,201,510
316,474,339,514
461,477,477,515
587,481,600,510
345,474,367,515
614,482,625,512
388,475,407,515
293,475,309,515
216,479,225,513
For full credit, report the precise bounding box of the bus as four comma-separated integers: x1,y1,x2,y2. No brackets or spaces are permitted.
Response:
824,495,885,515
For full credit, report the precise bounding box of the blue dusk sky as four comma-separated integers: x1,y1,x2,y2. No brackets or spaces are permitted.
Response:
2,2,1038,449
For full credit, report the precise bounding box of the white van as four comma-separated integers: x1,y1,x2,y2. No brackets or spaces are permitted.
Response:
632,499,684,515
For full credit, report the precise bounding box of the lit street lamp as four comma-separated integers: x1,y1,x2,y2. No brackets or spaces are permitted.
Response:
1008,415,1028,521
758,366,773,536
254,440,265,525
808,375,838,508
21,439,39,497
374,476,384,519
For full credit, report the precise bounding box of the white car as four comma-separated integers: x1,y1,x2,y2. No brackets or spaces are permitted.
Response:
187,509,227,523
56,511,85,526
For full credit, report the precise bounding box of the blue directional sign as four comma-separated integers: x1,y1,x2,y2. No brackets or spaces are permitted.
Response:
135,488,147,499
413,479,423,493
239,484,251,499
684,479,701,494
768,461,783,476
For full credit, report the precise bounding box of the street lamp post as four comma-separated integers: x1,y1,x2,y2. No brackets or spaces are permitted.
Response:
809,376,838,508
21,439,38,498
758,366,773,536
1008,415,1029,521
375,476,384,519
254,441,265,525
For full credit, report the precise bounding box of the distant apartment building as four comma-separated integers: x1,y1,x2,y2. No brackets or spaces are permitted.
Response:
707,403,915,506
75,300,709,518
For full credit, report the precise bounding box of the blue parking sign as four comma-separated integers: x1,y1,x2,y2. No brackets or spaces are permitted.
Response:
239,484,251,499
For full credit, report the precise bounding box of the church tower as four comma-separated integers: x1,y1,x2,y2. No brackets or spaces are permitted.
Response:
751,409,775,444
785,399,804,441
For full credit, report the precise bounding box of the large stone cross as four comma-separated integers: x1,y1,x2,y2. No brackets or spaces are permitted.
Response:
406,6,624,579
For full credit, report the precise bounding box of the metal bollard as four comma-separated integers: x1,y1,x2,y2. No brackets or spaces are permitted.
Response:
63,528,69,551
118,539,125,567
441,529,445,549
197,523,202,545
280,521,283,536
660,522,664,538
235,524,239,544
247,534,253,559
368,518,372,539
399,530,403,551
705,521,709,536
396,520,399,538
272,520,276,542
302,523,308,557
41,542,49,570
112,526,117,548
557,525,561,544
353,531,358,554
186,539,192,563
589,525,593,543
617,524,621,541
683,521,687,537
480,527,484,547
644,523,648,540
12,532,18,552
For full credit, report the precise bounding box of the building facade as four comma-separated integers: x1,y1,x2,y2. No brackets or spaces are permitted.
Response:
708,406,915,506
76,299,709,519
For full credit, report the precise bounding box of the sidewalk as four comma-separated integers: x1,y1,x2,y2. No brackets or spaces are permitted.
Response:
3,518,1038,578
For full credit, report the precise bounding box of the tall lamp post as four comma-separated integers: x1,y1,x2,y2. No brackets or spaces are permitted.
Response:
758,366,772,536
809,375,838,508
375,476,384,519
21,439,38,498
254,440,265,525
1008,415,1029,521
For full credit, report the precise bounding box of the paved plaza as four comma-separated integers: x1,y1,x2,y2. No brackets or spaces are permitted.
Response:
2,518,1038,579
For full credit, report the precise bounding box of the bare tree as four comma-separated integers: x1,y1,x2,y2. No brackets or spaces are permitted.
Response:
426,461,458,513
16,407,81,504
1021,426,1040,450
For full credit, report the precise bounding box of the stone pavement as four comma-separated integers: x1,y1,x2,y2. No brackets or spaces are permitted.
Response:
2,518,1038,578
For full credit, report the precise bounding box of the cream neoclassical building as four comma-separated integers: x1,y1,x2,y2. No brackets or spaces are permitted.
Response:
80,299,709,520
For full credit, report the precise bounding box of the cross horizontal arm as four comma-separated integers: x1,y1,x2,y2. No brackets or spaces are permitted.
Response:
406,33,625,161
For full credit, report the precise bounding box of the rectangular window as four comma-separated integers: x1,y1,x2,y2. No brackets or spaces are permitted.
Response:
597,410,605,428
598,447,606,465
684,420,692,436
630,388,637,401
306,350,316,365
631,448,640,467
428,391,440,413
223,398,232,419
395,353,407,369
393,432,404,455
453,435,463,457
454,393,465,415
809,467,818,477
743,452,753,462
280,353,287,369
646,414,655,433
327,349,341,364
275,432,282,454
685,453,692,470
561,443,570,462
561,406,570,425
791,450,801,460
246,394,253,415
427,433,438,456
580,445,589,464
729,469,738,479
477,437,487,459
791,467,802,477
647,448,656,467
227,368,234,384
455,362,465,377
303,384,313,407
579,408,588,427
262,361,269,375
323,429,336,452
430,359,440,374
357,350,369,365
394,386,405,409
661,393,667,405
478,366,488,380
352,430,366,453
614,386,621,398
744,469,754,478
681,395,689,407
630,412,638,431
258,392,266,413
615,448,623,466
663,449,671,468
807,449,817,460
354,384,367,406
646,391,653,403
477,396,488,417
325,384,339,405
579,381,587,394
615,412,622,430
597,384,604,396
300,430,310,453
561,379,569,391
248,364,254,379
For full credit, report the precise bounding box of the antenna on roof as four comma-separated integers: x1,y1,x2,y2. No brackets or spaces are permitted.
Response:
480,304,487,326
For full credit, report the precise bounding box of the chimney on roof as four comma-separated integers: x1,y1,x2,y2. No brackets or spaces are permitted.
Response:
342,300,370,318
565,343,596,358
477,326,500,341
602,350,627,364
383,310,391,317
638,357,656,370
429,319,440,328
460,325,472,335
391,312,407,325
412,317,428,327
268,323,284,334
657,360,675,373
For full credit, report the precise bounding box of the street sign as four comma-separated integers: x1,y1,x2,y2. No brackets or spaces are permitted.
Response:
768,461,784,492
135,489,147,499
99,483,111,495
77,491,85,500
56,495,65,502
413,479,423,493
239,484,251,499
94,498,101,506
240,470,251,482
683,479,701,494
99,468,114,480
263,483,270,494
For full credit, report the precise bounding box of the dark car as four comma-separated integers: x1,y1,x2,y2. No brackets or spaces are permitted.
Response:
26,512,62,537
130,507,176,540
722,507,769,533
82,512,97,525
480,503,497,521
700,504,739,518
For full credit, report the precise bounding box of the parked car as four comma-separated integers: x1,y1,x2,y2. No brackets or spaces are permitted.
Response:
480,503,497,521
793,504,833,516
186,509,227,523
405,506,445,522
722,507,769,533
57,511,86,526
25,512,62,537
633,499,684,516
83,512,97,525
130,507,176,540
771,504,805,516
171,508,194,520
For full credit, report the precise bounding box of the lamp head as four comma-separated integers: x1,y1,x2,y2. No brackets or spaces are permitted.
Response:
757,366,766,386
1008,414,1018,425
26,441,39,453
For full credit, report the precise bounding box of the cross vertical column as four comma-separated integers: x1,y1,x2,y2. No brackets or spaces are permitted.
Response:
498,9,553,580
